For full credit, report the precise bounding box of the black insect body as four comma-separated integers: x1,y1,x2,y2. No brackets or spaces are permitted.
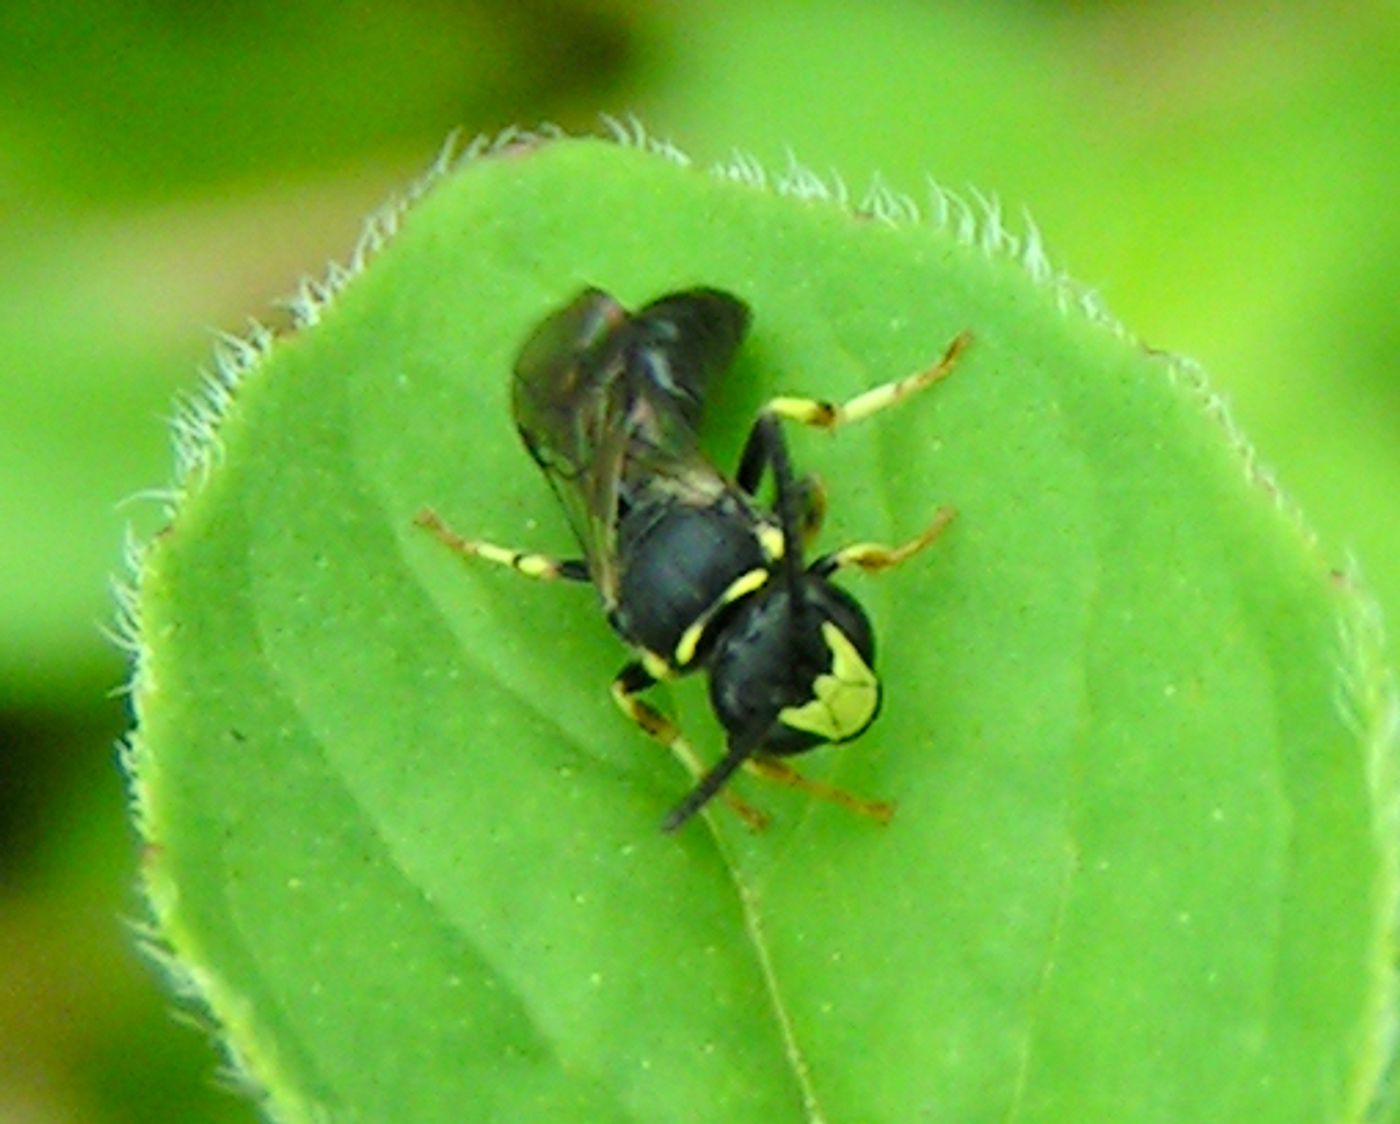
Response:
417,287,968,831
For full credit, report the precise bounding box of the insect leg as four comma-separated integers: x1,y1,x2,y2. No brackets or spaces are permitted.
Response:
791,474,828,546
414,508,589,581
744,757,895,824
734,415,827,547
735,413,810,591
810,505,956,577
735,410,779,494
763,329,971,432
610,662,769,831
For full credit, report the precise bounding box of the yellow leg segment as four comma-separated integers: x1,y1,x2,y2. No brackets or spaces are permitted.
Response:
414,507,584,581
744,757,896,824
823,505,957,574
764,329,971,431
610,672,770,831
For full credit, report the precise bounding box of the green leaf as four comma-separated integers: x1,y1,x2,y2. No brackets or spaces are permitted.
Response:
126,134,1399,1122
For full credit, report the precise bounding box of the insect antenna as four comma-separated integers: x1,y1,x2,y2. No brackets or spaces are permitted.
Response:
660,724,772,833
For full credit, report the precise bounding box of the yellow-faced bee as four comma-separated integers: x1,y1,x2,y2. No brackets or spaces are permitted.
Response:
418,288,968,831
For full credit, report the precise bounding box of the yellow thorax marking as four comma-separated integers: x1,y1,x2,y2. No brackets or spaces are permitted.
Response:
757,523,785,561
673,568,769,668
640,649,673,681
778,622,879,741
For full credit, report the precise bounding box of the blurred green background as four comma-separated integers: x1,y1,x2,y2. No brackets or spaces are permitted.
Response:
1,1,1396,1119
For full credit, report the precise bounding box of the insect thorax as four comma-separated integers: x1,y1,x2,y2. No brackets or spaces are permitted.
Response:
609,491,778,673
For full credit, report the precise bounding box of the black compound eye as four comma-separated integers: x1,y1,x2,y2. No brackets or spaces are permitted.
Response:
707,579,880,756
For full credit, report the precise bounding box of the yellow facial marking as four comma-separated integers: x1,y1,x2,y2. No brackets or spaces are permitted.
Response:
778,623,880,742
673,568,770,668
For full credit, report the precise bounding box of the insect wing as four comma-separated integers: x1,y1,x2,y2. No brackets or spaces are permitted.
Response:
511,287,753,595
512,288,626,468
609,288,753,498
631,289,751,431
511,289,632,592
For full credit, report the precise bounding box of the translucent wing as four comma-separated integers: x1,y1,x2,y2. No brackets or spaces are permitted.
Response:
510,287,752,599
512,289,631,595
626,288,751,432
